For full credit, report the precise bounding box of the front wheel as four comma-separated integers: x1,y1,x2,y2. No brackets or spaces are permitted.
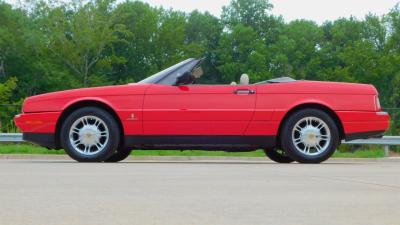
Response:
60,107,120,162
280,109,339,164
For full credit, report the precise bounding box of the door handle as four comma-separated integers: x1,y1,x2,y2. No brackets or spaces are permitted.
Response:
234,89,256,95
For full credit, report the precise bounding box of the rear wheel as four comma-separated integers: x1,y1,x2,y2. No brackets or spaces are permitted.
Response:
60,107,120,162
264,148,294,163
280,108,339,164
105,147,132,162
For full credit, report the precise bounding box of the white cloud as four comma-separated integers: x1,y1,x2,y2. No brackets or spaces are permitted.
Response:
4,0,400,23
140,0,399,23
270,0,399,23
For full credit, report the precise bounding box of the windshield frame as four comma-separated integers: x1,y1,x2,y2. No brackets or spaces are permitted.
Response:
138,58,200,85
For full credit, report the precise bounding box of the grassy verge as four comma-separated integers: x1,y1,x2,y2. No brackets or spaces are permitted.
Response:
0,144,386,158
0,144,65,155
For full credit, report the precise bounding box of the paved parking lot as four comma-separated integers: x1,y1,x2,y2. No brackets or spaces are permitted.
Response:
0,158,399,225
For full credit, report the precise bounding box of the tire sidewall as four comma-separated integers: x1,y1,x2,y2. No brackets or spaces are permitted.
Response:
60,107,120,162
281,109,339,164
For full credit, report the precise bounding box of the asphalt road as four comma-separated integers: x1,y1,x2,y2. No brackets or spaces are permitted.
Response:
0,158,399,225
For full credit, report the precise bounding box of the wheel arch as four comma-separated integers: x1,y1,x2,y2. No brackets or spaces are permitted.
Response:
276,103,345,148
55,99,124,149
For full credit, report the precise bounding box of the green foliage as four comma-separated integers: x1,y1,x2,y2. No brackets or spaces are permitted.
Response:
221,0,273,33
0,77,19,132
216,24,269,82
1,0,400,134
0,76,17,103
35,0,124,87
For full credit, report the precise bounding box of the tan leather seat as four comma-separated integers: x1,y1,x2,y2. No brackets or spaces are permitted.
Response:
240,74,249,85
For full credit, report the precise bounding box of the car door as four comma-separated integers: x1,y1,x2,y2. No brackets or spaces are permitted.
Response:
142,84,257,135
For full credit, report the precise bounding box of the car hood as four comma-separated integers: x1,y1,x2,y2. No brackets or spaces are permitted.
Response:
22,83,149,113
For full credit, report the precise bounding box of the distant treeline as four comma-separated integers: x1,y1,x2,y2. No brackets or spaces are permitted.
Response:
1,0,400,131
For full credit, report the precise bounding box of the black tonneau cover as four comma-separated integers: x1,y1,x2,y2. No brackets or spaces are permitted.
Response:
256,77,296,84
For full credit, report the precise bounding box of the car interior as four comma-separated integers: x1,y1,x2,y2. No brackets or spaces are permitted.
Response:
139,58,296,86
178,65,251,86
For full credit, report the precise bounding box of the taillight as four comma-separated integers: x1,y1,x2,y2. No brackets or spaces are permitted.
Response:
375,95,381,111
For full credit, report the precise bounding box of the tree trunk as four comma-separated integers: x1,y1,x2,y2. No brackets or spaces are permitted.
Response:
0,59,5,78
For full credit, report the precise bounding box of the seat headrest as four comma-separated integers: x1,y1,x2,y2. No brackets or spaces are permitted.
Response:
240,74,249,85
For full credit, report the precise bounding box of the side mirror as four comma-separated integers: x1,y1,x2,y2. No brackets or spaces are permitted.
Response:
174,71,194,86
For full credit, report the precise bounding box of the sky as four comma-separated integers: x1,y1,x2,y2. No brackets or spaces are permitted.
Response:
5,0,400,24
138,0,400,24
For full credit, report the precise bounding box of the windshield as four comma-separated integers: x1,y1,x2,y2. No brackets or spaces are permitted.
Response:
138,59,196,84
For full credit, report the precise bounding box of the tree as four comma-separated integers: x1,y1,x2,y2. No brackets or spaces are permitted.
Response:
185,10,222,83
111,1,160,83
38,0,124,87
0,3,27,78
0,77,18,132
185,10,222,48
216,24,269,83
267,20,323,79
221,0,272,32
152,9,187,69
383,4,400,108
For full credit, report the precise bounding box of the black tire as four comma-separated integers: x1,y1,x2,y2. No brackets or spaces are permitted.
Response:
60,107,120,162
264,148,294,163
105,147,132,162
280,108,339,164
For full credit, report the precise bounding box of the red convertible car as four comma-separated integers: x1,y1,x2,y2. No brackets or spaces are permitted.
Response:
14,58,390,163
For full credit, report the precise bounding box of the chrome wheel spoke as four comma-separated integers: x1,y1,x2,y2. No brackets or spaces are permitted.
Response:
82,117,88,125
293,137,302,144
99,131,108,137
316,122,324,130
320,135,329,140
304,145,310,154
315,144,322,152
72,128,80,134
95,142,104,150
294,125,302,132
94,119,101,127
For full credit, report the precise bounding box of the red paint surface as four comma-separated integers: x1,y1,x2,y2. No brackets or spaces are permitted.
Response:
15,81,390,137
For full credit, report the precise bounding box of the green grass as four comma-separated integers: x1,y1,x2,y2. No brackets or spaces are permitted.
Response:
333,149,385,158
0,144,386,158
0,144,65,155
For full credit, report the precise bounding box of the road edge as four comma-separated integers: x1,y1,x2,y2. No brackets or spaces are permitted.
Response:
0,154,400,162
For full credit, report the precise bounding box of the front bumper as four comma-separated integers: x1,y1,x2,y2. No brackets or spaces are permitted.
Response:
14,112,61,149
14,112,61,133
23,133,57,149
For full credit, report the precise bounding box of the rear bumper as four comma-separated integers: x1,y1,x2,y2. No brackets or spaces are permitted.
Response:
338,111,390,141
345,130,385,141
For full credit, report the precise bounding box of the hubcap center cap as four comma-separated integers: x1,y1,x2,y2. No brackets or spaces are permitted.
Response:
79,125,100,146
301,126,321,147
